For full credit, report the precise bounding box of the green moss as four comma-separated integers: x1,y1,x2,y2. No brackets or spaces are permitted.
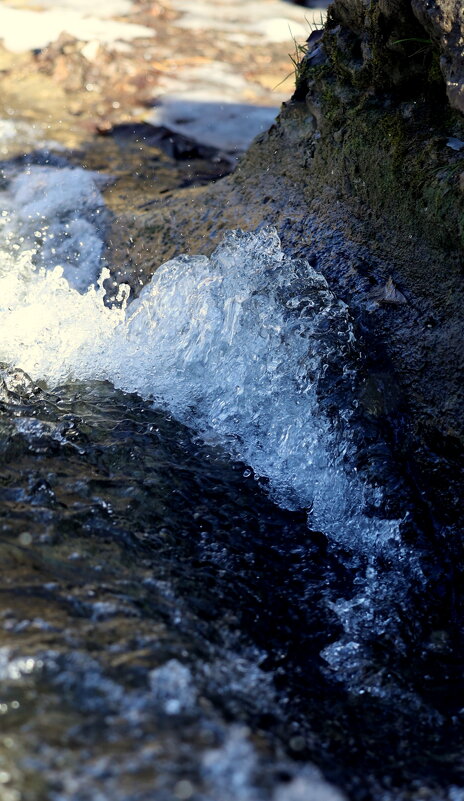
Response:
365,0,385,87
320,83,344,124
304,80,464,255
294,61,329,100
323,31,357,85
290,0,463,264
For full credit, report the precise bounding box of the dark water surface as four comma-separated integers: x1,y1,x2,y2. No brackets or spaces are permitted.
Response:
1,368,464,801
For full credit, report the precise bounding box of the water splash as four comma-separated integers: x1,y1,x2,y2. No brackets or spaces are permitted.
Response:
2,163,459,801
2,165,109,291
0,164,402,544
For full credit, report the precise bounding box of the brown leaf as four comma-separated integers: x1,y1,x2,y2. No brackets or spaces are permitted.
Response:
369,277,407,305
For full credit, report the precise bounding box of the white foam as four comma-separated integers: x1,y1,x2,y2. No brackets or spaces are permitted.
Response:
11,166,105,222
2,166,108,292
0,166,401,545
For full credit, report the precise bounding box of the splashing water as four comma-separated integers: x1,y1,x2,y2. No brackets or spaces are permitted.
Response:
2,158,461,801
1,165,109,291
0,164,401,544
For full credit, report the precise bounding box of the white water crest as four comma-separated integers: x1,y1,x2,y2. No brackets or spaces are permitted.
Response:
1,165,109,291
0,165,400,544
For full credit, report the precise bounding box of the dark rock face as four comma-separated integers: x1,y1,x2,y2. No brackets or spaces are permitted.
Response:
132,0,464,531
412,0,464,112
328,0,464,112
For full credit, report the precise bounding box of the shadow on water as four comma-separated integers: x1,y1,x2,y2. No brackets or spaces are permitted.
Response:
145,98,280,155
0,369,464,799
284,0,330,7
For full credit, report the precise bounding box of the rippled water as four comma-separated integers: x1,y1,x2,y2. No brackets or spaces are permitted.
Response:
0,155,464,801
0,371,346,801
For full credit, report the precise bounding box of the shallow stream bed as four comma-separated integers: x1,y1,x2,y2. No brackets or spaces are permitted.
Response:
0,2,463,800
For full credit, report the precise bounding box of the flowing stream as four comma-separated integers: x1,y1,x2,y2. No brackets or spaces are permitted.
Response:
0,144,464,801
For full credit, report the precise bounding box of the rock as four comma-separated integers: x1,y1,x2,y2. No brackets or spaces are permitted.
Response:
327,0,464,113
131,0,464,529
447,136,464,151
411,0,464,113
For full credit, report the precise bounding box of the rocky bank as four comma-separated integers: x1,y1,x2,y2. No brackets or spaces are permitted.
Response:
122,0,464,531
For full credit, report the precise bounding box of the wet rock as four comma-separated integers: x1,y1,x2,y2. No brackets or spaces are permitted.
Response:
111,121,232,164
447,136,464,151
411,0,464,113
128,0,464,530
327,0,464,113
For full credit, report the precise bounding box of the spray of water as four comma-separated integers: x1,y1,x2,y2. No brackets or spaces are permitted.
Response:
0,165,404,545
